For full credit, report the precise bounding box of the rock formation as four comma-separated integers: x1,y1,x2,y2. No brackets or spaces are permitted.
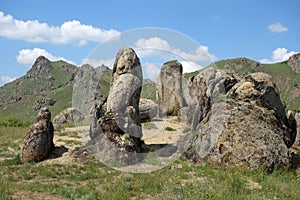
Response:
53,107,84,125
20,107,54,163
292,113,300,150
89,47,144,165
187,67,238,130
156,60,186,116
139,98,158,122
106,46,143,139
288,53,300,73
185,67,297,169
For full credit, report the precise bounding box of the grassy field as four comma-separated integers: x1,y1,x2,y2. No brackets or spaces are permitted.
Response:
0,126,299,200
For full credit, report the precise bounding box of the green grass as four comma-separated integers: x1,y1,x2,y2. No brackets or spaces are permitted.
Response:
165,126,176,131
0,154,299,200
142,122,158,130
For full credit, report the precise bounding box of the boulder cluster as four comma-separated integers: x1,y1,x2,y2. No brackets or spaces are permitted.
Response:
19,47,298,170
185,67,297,169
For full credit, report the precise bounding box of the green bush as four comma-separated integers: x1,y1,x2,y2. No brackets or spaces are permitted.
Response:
0,118,31,128
165,126,176,131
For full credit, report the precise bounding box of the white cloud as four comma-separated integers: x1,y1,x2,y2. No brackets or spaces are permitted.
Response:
179,61,203,73
81,58,114,68
143,63,161,80
0,76,16,84
268,23,288,33
134,37,216,62
16,48,75,66
0,11,120,45
260,48,297,63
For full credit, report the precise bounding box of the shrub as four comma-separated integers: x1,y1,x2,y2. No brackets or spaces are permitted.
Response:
165,126,176,131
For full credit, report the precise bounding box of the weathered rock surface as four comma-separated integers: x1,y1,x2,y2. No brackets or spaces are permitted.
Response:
187,67,238,130
53,107,84,124
27,56,53,77
106,47,143,139
288,53,300,73
186,67,297,169
90,47,144,160
20,107,54,163
156,60,186,116
193,101,291,169
292,113,300,150
228,72,296,147
139,98,158,122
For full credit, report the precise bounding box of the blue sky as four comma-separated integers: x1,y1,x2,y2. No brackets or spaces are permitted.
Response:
0,0,299,86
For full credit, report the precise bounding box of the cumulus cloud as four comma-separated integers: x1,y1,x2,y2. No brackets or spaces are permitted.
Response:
179,61,202,73
268,23,288,33
134,37,216,62
81,58,114,68
0,76,16,84
16,48,75,66
260,48,297,63
0,11,120,45
143,63,161,80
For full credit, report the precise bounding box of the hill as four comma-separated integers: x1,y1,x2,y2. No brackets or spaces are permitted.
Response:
0,56,156,122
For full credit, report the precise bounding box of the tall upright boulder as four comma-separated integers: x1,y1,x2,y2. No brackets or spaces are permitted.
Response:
20,107,54,163
156,60,185,116
89,47,144,165
106,46,143,139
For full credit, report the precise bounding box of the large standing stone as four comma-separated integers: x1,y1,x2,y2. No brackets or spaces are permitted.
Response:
89,47,144,165
106,46,143,139
156,60,185,116
20,107,54,163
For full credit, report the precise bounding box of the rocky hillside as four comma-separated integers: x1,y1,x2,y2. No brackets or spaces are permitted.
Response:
0,56,156,122
0,56,112,121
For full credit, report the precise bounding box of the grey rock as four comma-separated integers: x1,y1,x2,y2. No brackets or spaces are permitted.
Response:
186,67,238,130
156,60,186,116
228,72,297,147
186,69,297,169
53,107,84,125
288,53,300,73
139,98,158,122
106,47,143,139
192,101,291,169
20,107,54,163
292,113,300,150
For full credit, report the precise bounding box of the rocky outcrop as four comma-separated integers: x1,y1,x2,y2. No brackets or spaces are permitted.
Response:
156,60,186,116
26,56,53,77
292,113,300,150
288,53,300,73
106,46,143,139
53,107,84,125
139,98,158,122
228,72,296,147
186,67,297,169
187,67,238,130
20,107,54,163
192,101,291,169
90,47,144,160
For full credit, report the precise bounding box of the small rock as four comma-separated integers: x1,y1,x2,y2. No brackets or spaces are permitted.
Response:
20,107,54,163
